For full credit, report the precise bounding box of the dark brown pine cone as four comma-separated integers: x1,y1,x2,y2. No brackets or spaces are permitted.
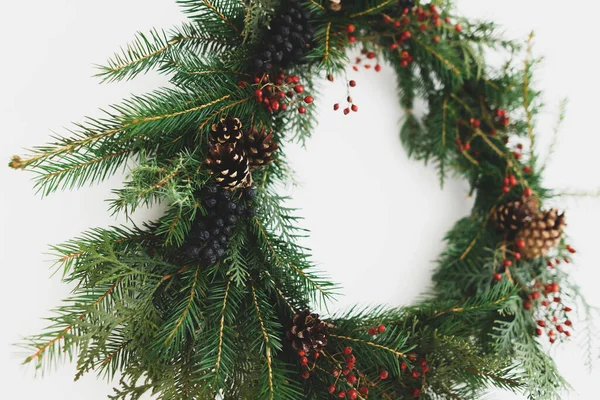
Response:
205,143,251,190
209,116,243,145
245,127,278,167
286,310,329,355
493,196,539,238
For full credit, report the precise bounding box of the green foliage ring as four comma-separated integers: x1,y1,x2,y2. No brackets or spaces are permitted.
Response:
10,1,593,399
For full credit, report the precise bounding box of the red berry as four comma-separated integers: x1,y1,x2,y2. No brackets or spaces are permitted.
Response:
564,307,572,312
536,328,543,336
413,388,422,398
464,142,471,151
509,175,518,186
332,369,340,377
359,386,369,395
347,374,357,385
502,186,510,193
297,350,305,357
271,100,280,111
400,60,409,68
334,103,340,111
375,64,381,72
304,96,314,104
344,347,353,355
338,391,346,398
348,36,356,43
455,24,462,32
347,25,355,33
516,240,525,249
380,370,389,380
503,259,512,267
524,166,532,173
298,106,306,114
401,362,407,371
514,252,521,261
378,324,386,333
344,108,350,115
299,356,308,366
565,331,572,337
329,385,336,394
433,36,440,43
367,52,375,59
411,371,420,379
402,31,411,40
368,327,377,335
524,301,532,310
327,75,334,82
351,104,358,112
420,24,427,31
565,320,573,326
294,85,304,93
349,80,356,87
301,370,310,379
493,273,502,281
348,389,358,400
538,320,546,327
523,188,533,197
281,104,287,111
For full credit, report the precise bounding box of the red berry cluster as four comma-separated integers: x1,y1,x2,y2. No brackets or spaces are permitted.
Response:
367,324,386,336
400,353,428,398
351,50,382,73
250,73,314,114
333,81,358,116
323,346,391,399
525,281,574,343
495,108,510,128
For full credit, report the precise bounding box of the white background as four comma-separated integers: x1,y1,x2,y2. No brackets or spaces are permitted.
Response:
1,0,599,398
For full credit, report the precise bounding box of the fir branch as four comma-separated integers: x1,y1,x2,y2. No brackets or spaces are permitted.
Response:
249,278,275,400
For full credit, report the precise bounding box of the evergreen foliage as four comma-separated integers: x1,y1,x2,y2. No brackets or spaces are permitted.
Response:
10,0,596,399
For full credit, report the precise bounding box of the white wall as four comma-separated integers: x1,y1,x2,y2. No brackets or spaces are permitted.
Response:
1,1,599,398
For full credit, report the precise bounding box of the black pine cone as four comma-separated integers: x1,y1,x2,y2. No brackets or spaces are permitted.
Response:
245,127,278,167
181,185,257,267
206,143,251,190
210,116,243,145
253,0,314,72
286,310,329,355
493,196,539,238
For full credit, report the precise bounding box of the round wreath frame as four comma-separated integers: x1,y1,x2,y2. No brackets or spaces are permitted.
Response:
10,1,592,399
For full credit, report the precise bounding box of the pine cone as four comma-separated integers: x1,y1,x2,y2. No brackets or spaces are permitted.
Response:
209,116,243,145
286,310,329,355
253,0,314,71
516,209,566,259
493,197,539,238
205,143,251,190
245,127,278,167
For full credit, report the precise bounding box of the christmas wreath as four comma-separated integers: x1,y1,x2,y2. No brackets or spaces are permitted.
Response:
9,0,595,399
